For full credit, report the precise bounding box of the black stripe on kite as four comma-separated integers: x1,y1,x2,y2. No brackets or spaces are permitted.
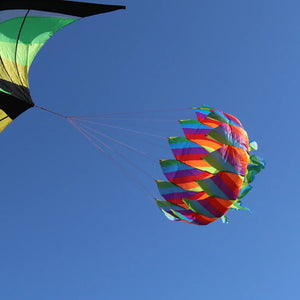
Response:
0,90,33,120
0,115,9,122
0,1,126,17
0,79,33,105
14,9,32,102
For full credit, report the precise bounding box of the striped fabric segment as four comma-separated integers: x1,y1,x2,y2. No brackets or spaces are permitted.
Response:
206,123,249,150
168,136,224,173
181,117,249,151
156,180,234,219
202,146,249,176
196,171,243,200
194,105,244,128
160,159,213,191
182,197,232,218
168,137,209,159
156,105,264,226
223,112,244,128
168,135,248,176
156,180,208,204
156,199,219,225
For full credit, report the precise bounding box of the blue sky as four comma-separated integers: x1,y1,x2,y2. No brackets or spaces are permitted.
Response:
0,0,299,299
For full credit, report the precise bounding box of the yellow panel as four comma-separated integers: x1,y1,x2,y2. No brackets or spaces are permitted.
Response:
0,110,13,132
0,56,29,87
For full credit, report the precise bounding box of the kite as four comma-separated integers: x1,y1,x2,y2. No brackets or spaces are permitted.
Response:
156,105,265,225
0,0,125,132
0,2,264,227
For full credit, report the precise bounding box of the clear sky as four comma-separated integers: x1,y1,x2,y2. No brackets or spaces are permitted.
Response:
0,0,299,299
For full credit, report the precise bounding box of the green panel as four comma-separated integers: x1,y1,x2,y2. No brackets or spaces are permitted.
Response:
0,16,77,43
202,154,224,172
0,17,22,42
156,180,175,189
168,137,189,144
179,120,200,124
0,41,43,66
160,159,181,167
0,16,77,66
209,112,227,123
207,130,230,145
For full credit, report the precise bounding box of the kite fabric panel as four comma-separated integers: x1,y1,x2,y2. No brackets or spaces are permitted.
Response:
0,0,125,132
156,105,265,226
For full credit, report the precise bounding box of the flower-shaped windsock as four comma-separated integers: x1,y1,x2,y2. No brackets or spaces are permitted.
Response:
156,105,265,226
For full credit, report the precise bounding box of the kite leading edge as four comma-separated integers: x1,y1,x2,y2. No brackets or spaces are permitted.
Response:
0,0,125,132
